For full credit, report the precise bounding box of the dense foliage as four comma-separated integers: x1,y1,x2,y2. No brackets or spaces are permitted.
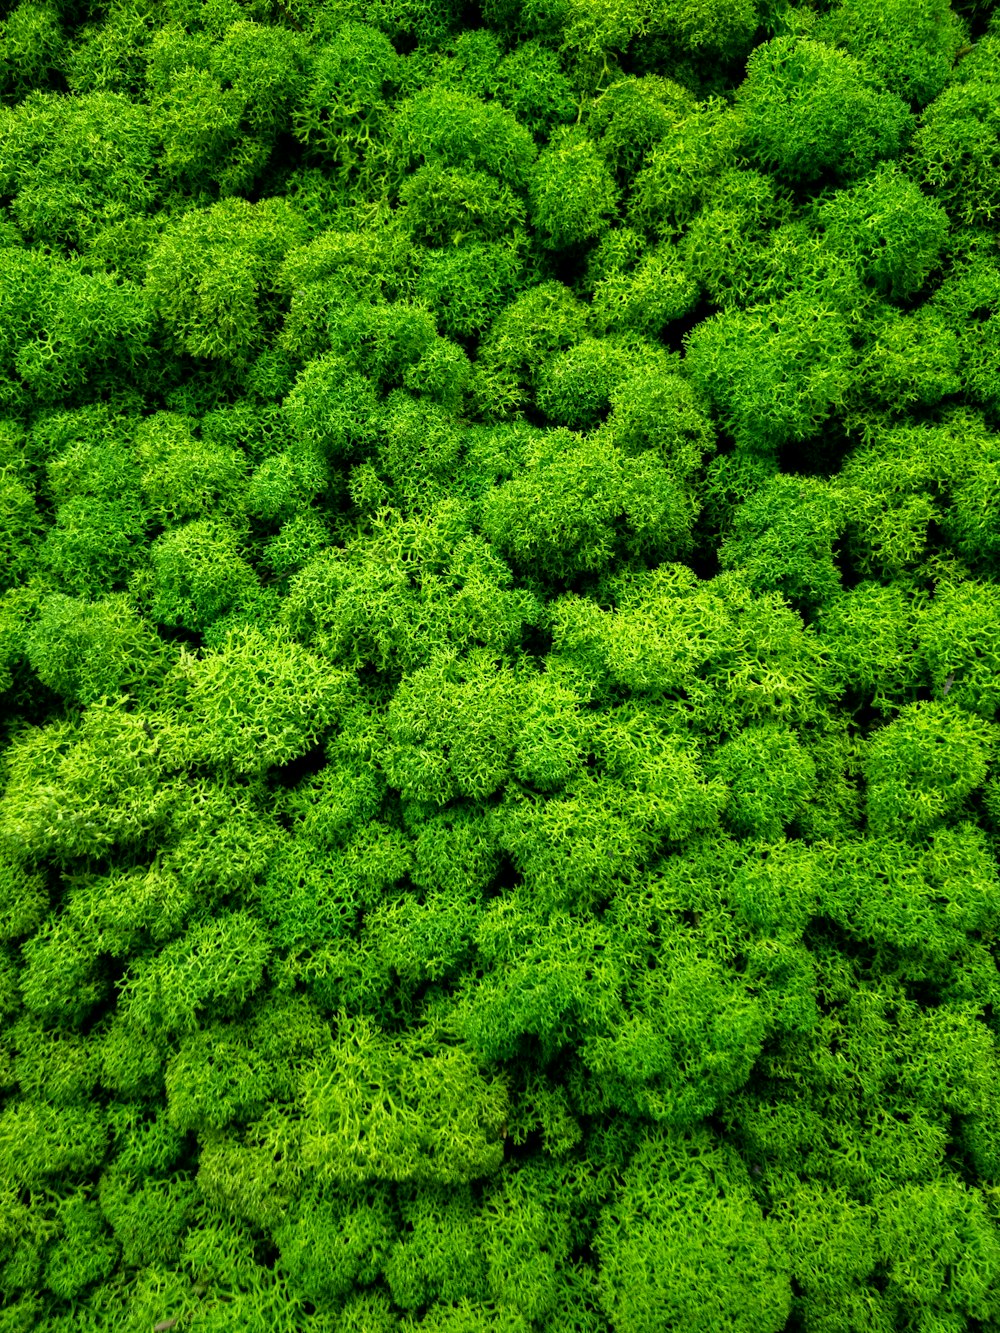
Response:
1,0,1000,1327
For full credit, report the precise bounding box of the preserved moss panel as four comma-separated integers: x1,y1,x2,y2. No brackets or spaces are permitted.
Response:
2,0,1000,1328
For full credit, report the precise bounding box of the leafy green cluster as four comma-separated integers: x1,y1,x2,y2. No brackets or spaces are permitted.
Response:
2,0,1000,1328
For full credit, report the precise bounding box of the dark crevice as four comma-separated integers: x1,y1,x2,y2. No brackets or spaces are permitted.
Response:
662,297,716,358
481,853,521,902
268,744,329,790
